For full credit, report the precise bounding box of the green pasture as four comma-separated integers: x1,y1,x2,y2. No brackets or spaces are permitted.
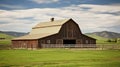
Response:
0,40,12,45
0,33,14,39
0,49,120,67
0,33,14,45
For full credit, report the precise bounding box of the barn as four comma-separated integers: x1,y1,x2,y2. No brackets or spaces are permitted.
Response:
12,18,96,49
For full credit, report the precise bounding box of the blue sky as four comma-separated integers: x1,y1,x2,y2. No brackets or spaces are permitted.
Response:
0,0,120,33
0,0,120,10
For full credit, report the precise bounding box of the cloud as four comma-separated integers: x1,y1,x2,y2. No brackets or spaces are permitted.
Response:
0,23,33,32
0,4,26,9
0,4,120,33
96,11,120,16
30,0,59,4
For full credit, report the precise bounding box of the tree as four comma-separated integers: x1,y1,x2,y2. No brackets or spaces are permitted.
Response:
107,39,111,42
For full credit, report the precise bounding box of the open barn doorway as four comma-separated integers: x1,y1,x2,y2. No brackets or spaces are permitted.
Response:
63,39,76,47
63,40,76,44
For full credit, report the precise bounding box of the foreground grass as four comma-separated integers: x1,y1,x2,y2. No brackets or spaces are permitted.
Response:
0,49,120,67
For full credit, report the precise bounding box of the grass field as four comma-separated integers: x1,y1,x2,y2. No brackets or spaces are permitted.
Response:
0,33,14,39
0,33,13,50
0,49,120,67
0,33,14,45
0,40,12,45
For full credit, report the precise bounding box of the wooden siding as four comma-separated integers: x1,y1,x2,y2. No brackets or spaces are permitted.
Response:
12,40,38,49
38,19,96,47
58,19,82,39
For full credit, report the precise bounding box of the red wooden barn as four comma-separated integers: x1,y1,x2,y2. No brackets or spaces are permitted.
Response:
12,18,96,49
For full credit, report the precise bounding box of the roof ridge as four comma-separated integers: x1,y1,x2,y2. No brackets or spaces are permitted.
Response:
33,18,70,28
40,18,70,23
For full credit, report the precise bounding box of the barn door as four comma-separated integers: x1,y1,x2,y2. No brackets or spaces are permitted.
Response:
38,40,45,48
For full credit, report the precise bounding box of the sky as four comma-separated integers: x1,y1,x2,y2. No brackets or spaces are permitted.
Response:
0,0,120,33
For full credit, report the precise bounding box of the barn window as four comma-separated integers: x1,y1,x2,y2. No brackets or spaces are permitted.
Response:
47,40,50,44
41,40,45,44
86,40,89,44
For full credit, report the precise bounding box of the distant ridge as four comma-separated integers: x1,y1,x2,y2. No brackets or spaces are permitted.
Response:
0,30,120,38
0,31,28,37
86,31,120,38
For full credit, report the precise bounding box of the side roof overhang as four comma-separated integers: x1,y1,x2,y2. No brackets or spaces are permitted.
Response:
82,34,96,40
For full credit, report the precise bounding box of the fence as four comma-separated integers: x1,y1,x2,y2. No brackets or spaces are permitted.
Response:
41,44,120,50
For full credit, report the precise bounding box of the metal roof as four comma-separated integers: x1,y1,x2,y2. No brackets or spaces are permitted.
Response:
13,19,70,40
32,19,69,29
12,33,56,40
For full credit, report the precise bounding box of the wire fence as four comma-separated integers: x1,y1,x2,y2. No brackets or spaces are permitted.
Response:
8,44,120,50
41,44,120,50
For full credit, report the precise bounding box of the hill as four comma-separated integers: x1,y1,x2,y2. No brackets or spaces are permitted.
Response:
0,31,28,37
85,34,109,44
86,31,120,38
85,31,120,44
85,34,108,40
0,33,14,45
0,33,14,39
0,31,28,46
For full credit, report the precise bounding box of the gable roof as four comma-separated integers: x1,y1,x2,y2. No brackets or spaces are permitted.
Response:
29,19,69,35
12,33,56,40
13,19,70,40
